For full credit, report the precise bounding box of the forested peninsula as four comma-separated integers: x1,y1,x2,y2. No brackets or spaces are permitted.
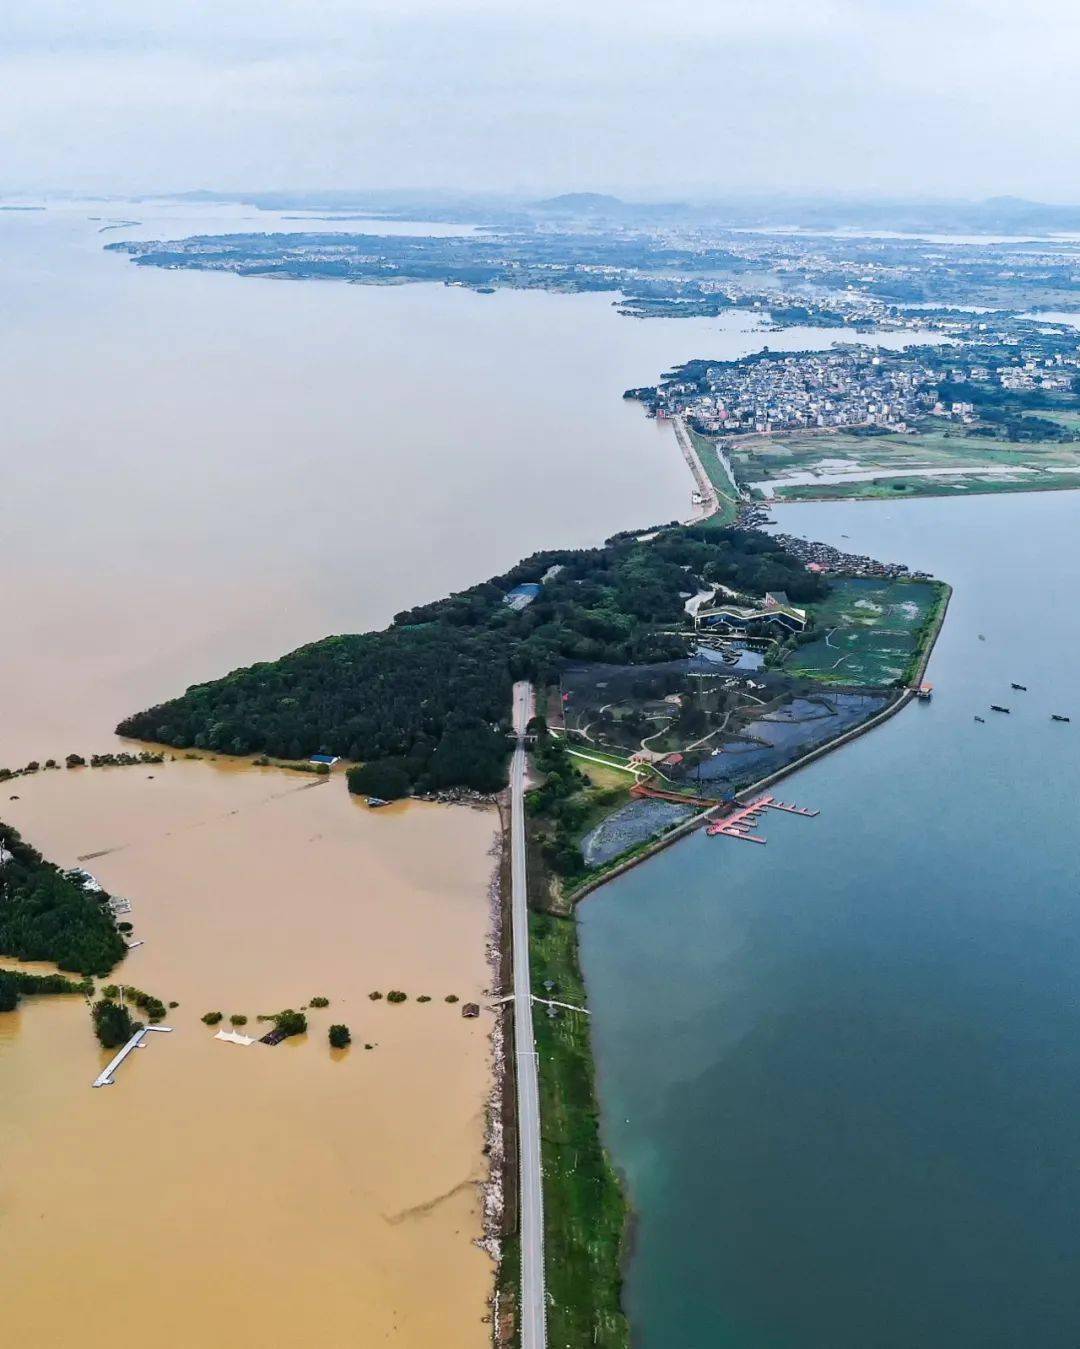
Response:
0,823,127,976
116,526,825,795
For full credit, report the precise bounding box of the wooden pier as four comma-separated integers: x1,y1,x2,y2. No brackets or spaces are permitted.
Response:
706,793,819,844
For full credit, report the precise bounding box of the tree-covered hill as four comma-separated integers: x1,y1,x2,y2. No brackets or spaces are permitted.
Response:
116,526,825,794
0,824,127,976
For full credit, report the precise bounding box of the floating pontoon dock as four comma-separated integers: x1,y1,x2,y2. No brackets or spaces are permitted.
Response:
92,1025,173,1087
706,793,819,844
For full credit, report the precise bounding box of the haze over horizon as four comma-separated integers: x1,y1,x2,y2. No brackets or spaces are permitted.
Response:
3,0,1079,201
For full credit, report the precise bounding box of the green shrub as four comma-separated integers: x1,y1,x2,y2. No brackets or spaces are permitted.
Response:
445,994,459,1003
229,1014,248,1026
386,990,407,1004
369,990,383,1000
309,996,329,1008
328,1023,351,1049
201,1011,223,1025
417,995,431,1003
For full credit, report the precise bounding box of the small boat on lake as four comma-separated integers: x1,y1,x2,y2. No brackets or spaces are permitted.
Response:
1052,714,1071,723
974,716,985,723
990,705,1010,713
367,796,390,808
1011,683,1027,691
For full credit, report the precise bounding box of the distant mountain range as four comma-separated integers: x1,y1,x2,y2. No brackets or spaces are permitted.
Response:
137,189,1080,236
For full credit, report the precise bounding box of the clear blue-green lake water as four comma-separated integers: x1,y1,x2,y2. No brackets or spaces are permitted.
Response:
580,490,1080,1347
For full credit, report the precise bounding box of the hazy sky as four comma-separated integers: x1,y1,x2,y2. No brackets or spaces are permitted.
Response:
2,0,1079,200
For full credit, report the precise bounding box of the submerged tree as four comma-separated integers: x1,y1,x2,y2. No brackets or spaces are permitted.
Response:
92,998,136,1049
274,1009,307,1037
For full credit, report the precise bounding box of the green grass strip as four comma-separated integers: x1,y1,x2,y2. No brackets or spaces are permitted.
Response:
530,909,629,1348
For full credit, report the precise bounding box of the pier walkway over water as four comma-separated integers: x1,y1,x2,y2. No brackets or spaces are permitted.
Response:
91,1025,173,1087
707,794,819,844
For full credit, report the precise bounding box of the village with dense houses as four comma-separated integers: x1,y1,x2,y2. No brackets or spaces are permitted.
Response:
643,341,1080,437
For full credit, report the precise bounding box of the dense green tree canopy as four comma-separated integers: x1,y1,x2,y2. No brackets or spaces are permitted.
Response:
0,824,126,976
116,527,825,796
92,998,136,1048
346,760,413,800
0,969,89,1013
0,975,15,1013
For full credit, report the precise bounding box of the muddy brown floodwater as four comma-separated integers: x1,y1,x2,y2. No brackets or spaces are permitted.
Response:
0,761,499,1348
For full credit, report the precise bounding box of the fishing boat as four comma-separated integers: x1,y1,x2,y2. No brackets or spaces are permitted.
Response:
990,704,1010,713
367,796,390,808
1011,683,1027,691
1051,714,1071,723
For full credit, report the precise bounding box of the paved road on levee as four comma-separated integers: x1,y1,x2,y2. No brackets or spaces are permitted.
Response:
510,680,547,1349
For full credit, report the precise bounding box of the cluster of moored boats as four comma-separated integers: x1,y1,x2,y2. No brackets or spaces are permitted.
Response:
976,684,1069,722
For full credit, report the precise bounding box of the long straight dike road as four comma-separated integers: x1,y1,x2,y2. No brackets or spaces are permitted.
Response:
510,679,547,1349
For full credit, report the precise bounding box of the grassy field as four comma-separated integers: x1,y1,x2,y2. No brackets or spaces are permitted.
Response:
574,759,636,792
785,577,945,685
1035,409,1080,432
687,426,741,525
724,419,1080,503
565,745,640,775
776,471,1080,502
529,909,629,1349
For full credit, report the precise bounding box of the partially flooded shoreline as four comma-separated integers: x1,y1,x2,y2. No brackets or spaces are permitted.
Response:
1,759,502,1347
